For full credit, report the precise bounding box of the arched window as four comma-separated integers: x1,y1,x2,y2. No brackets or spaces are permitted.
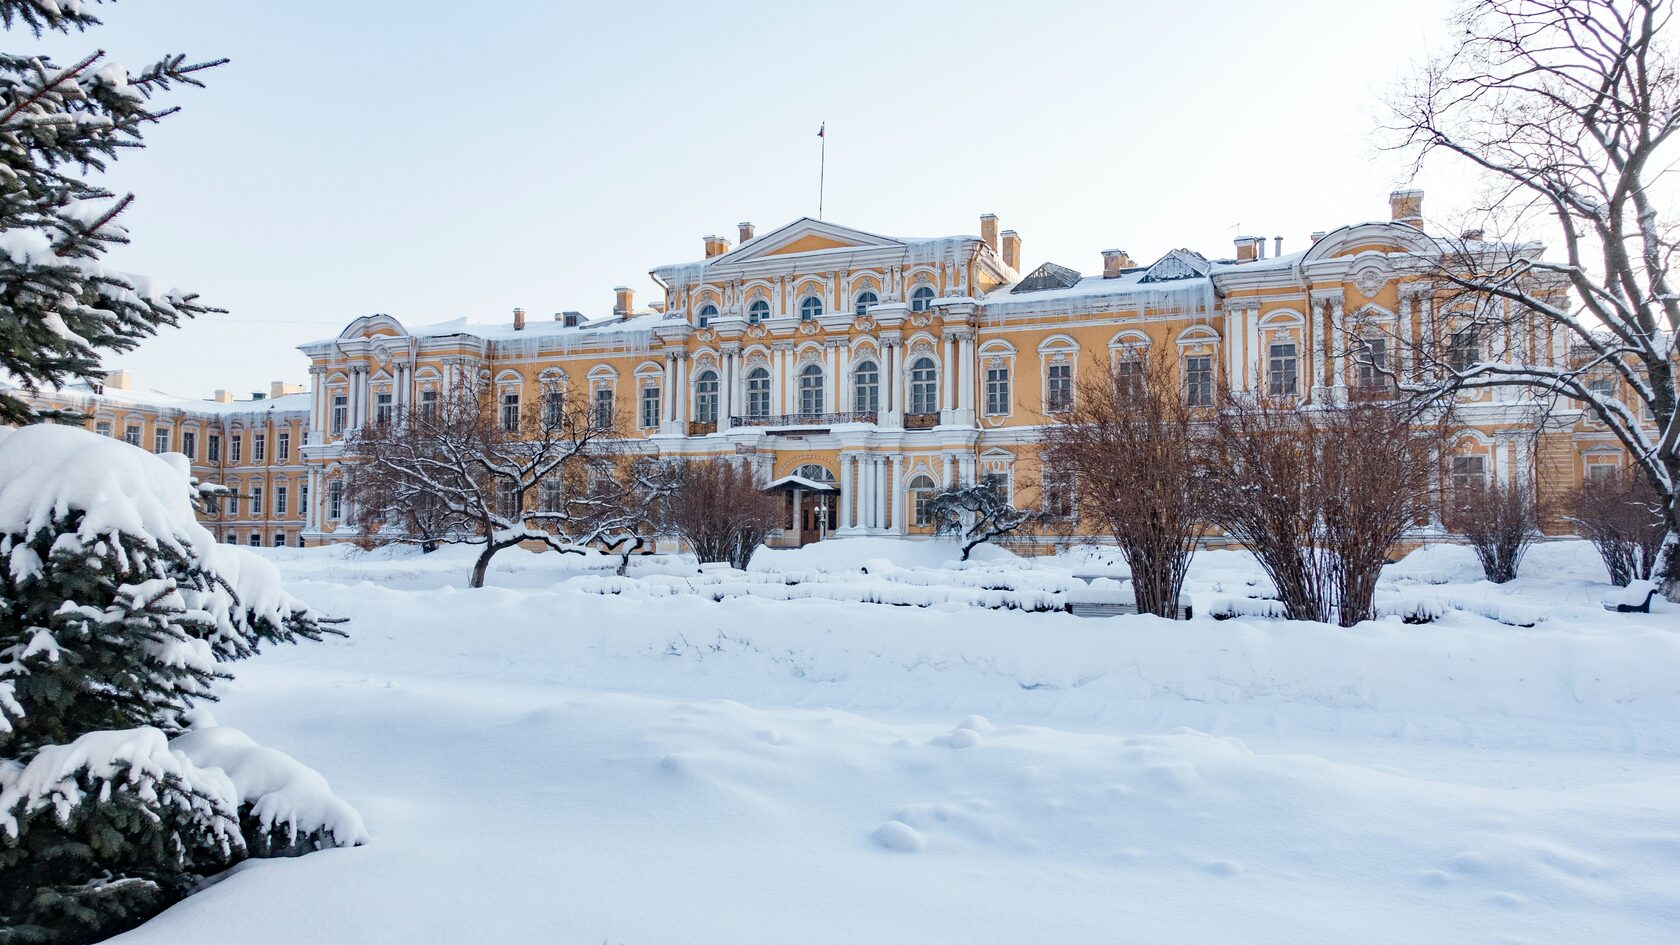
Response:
911,285,935,312
798,363,824,416
746,367,771,418
694,369,719,423
698,303,717,329
747,298,769,323
853,360,879,414
795,463,835,483
909,357,939,414
909,474,937,527
854,291,877,317
800,295,823,322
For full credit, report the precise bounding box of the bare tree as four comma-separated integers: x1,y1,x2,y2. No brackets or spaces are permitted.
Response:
1041,350,1208,618
1207,393,1449,626
1445,477,1544,582
656,459,782,570
1569,467,1668,584
343,378,650,587
1390,0,1680,595
926,479,1036,561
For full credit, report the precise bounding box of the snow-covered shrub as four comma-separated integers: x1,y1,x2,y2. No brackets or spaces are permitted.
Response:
0,425,353,943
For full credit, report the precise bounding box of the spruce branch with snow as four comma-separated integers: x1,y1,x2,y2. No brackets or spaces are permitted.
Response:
1388,0,1680,596
0,0,226,424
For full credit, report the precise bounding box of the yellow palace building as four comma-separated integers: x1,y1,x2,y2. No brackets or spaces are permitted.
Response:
9,190,1651,550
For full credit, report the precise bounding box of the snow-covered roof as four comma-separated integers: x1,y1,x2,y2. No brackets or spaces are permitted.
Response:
302,312,678,348
9,379,311,417
763,473,837,492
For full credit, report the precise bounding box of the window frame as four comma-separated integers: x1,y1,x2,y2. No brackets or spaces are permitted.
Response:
1184,355,1214,407
746,367,771,418
799,295,823,322
1267,342,1298,397
909,357,939,415
694,369,720,424
798,363,825,416
910,285,935,313
853,360,879,414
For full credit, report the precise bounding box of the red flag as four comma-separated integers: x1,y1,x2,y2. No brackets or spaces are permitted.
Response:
817,122,825,138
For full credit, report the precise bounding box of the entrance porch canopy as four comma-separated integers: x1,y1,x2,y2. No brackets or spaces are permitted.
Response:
762,473,837,493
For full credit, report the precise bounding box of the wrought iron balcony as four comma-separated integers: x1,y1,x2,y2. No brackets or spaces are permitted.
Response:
687,420,717,436
903,412,939,430
729,411,878,428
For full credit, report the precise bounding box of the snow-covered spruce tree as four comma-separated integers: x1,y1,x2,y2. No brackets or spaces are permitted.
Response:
0,425,357,944
0,0,225,425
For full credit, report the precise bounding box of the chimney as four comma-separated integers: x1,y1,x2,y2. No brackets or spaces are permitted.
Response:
613,286,634,318
1000,229,1021,271
738,221,755,244
512,307,526,331
1101,249,1130,279
212,389,234,403
703,235,731,258
1309,230,1327,244
1274,236,1283,257
1233,235,1260,263
980,213,999,251
1258,238,1267,260
102,369,134,390
1460,227,1486,241
1389,189,1424,226
270,381,289,398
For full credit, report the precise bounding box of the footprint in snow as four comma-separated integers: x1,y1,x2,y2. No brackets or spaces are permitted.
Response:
874,820,926,853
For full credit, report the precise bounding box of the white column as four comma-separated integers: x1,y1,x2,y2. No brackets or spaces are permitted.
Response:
839,455,853,530
662,355,675,423
1246,308,1262,393
943,335,957,411
839,344,853,414
1308,300,1323,394
1330,300,1347,390
1399,293,1415,381
826,344,838,413
942,453,954,487
889,456,906,534
677,356,690,424
877,456,889,530
958,334,974,414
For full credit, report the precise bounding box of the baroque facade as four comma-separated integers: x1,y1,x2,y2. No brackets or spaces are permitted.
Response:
10,190,1652,549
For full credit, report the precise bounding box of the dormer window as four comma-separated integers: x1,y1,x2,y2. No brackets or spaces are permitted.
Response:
800,296,823,322
911,285,935,312
854,291,877,318
748,299,769,323
698,303,717,329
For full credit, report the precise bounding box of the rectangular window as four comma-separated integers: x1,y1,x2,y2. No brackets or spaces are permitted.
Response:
300,481,309,518
277,432,290,460
540,479,564,513
1355,338,1389,390
419,389,439,420
181,431,197,460
1268,343,1298,397
253,434,266,462
985,365,1010,416
95,421,112,438
275,485,288,516
641,385,660,428
1586,462,1618,483
1184,356,1214,407
498,481,519,519
501,392,521,432
1450,455,1488,492
1449,329,1480,373
1115,357,1144,396
543,390,563,428
124,425,141,447
208,434,221,462
1044,472,1075,519
328,481,344,521
853,364,879,415
231,435,243,463
593,389,614,430
252,486,264,517
153,428,171,453
248,533,261,547
227,490,240,517
273,533,287,547
374,392,393,426
981,471,1010,502
1046,363,1072,413
330,394,348,436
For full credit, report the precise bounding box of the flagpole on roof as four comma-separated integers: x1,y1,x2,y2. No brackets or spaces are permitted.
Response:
818,121,826,220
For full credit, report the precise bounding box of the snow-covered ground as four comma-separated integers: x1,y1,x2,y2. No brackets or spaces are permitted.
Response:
114,539,1680,945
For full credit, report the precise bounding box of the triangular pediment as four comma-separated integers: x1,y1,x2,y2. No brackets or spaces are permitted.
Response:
714,217,905,267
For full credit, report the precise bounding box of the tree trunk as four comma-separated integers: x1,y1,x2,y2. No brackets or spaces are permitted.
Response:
1660,495,1680,602
470,545,496,589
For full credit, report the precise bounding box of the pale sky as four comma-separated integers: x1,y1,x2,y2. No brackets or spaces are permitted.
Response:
37,0,1471,398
